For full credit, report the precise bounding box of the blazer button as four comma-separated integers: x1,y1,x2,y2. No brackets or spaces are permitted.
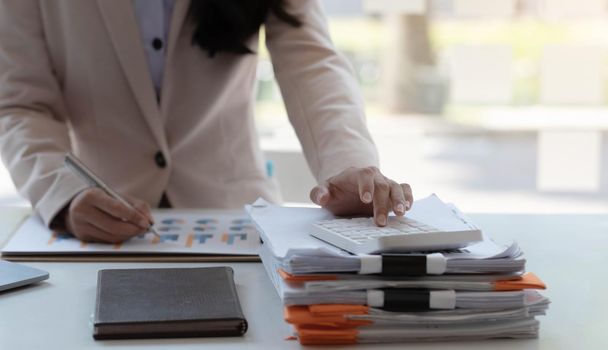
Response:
152,38,163,51
154,151,167,168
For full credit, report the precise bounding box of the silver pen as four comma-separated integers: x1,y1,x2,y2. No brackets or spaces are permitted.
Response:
64,153,160,237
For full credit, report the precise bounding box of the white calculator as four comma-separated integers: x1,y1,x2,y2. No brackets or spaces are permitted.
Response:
310,216,482,254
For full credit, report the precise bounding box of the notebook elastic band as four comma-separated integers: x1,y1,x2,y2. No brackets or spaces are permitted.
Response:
382,289,430,311
380,254,427,276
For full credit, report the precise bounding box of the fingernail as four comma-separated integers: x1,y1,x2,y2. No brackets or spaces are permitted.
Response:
405,201,411,210
139,218,149,228
362,192,372,203
396,203,405,213
377,214,387,226
316,192,327,205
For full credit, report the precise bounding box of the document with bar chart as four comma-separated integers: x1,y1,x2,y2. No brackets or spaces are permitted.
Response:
1,210,260,259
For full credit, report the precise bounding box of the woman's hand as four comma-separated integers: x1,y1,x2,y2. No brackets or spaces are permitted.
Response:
64,188,154,243
310,167,413,226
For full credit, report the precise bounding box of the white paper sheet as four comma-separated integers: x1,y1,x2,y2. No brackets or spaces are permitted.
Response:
2,210,259,256
441,237,520,260
303,279,496,292
247,199,339,258
356,306,536,324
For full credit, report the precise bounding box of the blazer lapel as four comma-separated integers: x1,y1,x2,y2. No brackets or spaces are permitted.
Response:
97,0,168,150
166,0,190,61
160,0,190,122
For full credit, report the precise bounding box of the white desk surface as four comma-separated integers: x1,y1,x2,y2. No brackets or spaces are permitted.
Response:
1,208,607,350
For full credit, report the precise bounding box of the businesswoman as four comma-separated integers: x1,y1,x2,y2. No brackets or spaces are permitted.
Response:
0,0,413,243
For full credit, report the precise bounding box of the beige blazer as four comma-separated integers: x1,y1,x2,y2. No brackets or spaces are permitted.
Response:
0,0,379,226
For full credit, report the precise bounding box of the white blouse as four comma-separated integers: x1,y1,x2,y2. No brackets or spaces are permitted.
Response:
133,0,175,97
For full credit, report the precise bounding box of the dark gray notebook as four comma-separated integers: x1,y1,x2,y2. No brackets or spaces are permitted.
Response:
93,267,247,340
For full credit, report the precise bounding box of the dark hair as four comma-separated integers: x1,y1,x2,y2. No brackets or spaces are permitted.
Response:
188,0,301,57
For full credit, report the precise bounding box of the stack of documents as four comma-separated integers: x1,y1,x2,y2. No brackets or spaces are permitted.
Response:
248,195,550,345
